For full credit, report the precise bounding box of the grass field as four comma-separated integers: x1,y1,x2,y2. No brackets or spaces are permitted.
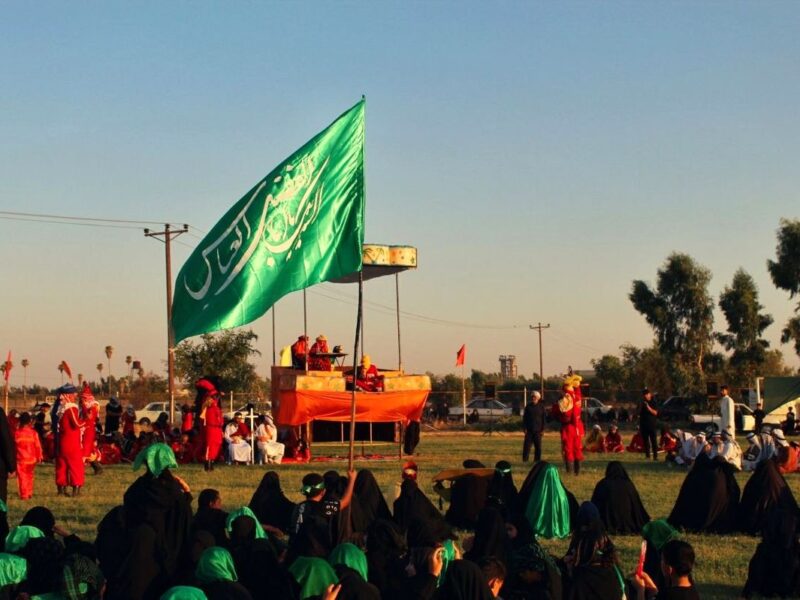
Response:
6,431,792,599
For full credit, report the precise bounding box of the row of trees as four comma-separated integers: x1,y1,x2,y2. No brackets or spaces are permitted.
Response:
611,219,800,395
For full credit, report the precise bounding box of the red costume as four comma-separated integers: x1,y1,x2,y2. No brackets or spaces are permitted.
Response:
121,409,136,436
604,430,624,453
201,399,224,462
626,432,645,453
552,382,584,474
356,355,383,392
308,337,332,371
181,410,194,433
55,401,85,489
15,425,43,499
291,336,309,369
659,431,679,454
80,384,99,459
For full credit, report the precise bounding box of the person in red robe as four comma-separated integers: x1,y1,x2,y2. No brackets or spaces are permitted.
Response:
180,404,194,433
604,424,624,453
551,380,584,474
355,355,383,392
626,427,645,453
308,335,332,371
121,405,136,437
15,413,43,500
197,378,224,471
291,335,309,370
659,426,679,455
80,382,103,475
54,384,85,496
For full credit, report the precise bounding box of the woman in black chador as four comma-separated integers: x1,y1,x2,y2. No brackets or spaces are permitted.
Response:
668,452,740,533
590,461,650,534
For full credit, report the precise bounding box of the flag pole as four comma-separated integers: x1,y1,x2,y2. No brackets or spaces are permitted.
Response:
303,290,309,372
461,362,466,426
348,270,364,471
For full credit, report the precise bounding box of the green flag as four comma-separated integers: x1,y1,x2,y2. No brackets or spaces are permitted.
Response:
172,100,365,343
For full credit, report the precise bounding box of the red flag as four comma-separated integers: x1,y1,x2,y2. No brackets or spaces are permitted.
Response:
455,344,466,367
60,360,73,381
3,351,10,382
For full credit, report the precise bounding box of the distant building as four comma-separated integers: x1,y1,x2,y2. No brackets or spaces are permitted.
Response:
499,355,518,380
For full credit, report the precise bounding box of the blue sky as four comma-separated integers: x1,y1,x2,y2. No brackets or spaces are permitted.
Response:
2,2,799,387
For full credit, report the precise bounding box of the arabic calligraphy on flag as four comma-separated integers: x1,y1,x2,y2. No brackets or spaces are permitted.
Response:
172,99,365,343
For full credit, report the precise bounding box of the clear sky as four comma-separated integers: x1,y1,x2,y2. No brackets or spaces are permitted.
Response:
2,2,799,389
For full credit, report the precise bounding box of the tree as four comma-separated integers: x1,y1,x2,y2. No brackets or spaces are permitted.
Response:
175,330,263,394
630,253,714,393
716,269,773,385
21,358,29,401
768,219,800,358
590,355,626,398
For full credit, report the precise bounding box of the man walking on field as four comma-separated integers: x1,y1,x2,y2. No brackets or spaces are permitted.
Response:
639,388,659,461
522,391,546,462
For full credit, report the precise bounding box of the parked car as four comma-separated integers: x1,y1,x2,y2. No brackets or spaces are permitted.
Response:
137,401,170,423
690,403,756,432
657,396,709,423
449,398,512,420
583,397,614,421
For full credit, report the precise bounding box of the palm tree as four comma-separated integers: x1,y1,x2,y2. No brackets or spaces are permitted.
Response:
105,346,114,394
77,373,84,386
125,355,132,380
58,362,65,384
21,358,29,402
96,363,104,393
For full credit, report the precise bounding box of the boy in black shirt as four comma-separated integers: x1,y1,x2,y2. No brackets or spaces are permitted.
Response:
631,539,700,600
290,470,355,557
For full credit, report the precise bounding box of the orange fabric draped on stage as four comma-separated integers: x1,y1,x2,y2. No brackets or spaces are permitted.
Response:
275,389,429,426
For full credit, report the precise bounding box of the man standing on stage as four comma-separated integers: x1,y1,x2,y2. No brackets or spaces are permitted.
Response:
522,391,546,462
639,388,659,461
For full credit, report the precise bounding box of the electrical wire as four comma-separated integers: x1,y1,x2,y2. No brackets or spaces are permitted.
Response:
0,209,183,226
0,215,143,230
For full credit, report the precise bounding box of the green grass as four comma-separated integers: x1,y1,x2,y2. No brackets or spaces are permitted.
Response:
6,432,790,599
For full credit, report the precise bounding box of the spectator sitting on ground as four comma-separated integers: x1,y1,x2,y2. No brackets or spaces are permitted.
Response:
604,424,624,453
584,424,605,453
626,427,645,453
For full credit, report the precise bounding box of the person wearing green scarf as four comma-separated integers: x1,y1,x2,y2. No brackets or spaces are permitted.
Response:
642,518,680,590
160,585,208,600
0,552,27,591
0,498,9,553
524,464,571,539
289,556,339,600
328,543,380,599
5,525,45,553
195,547,253,599
133,443,178,478
225,507,266,541
329,543,367,580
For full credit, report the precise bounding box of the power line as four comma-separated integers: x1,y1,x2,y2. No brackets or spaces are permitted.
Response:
0,210,184,226
0,215,142,230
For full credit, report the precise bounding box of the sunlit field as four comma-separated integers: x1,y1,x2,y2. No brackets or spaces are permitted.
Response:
6,431,792,599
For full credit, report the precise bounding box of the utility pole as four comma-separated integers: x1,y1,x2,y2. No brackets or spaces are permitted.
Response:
145,224,189,426
529,323,550,398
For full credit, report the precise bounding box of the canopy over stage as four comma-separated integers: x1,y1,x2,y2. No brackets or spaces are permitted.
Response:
333,244,417,284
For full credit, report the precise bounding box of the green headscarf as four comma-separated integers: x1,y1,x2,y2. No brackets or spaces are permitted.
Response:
525,464,571,539
329,543,368,581
0,553,27,587
133,443,178,478
195,547,238,584
30,593,65,599
0,498,7,513
225,507,267,540
288,557,339,600
160,586,209,600
437,539,457,587
642,519,679,551
5,525,45,553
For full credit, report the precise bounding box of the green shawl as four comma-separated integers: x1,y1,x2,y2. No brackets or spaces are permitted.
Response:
524,464,571,539
133,443,178,477
160,586,209,600
329,543,368,581
0,553,27,587
225,507,267,540
289,557,339,599
642,518,679,550
195,547,238,584
5,525,45,553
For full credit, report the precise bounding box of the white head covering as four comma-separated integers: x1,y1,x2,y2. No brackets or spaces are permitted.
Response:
531,391,541,400
772,428,789,447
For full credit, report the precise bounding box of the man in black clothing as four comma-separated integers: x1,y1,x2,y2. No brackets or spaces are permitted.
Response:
753,401,766,433
522,391,546,462
105,397,123,434
0,407,15,503
639,388,659,461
